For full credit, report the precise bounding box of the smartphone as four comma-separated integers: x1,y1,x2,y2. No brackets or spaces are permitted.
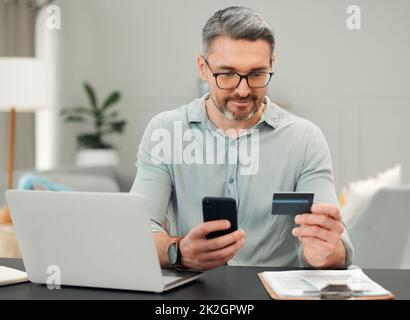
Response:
202,197,238,239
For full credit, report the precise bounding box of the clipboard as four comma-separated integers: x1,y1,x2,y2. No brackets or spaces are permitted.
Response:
258,273,395,300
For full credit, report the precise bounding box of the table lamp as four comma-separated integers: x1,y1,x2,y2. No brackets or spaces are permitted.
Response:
0,58,54,224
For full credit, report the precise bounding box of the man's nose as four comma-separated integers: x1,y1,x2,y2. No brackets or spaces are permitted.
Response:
234,77,251,97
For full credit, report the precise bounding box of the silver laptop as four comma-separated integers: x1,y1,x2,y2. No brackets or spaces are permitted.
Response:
6,190,203,292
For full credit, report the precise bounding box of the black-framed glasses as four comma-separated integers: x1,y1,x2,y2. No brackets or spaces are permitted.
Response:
202,56,273,90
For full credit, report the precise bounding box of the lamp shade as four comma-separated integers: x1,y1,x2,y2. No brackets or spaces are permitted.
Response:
0,57,54,111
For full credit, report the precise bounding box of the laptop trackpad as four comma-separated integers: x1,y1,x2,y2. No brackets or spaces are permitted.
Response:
161,269,203,288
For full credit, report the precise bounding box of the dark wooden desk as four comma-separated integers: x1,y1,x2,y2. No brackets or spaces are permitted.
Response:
1,259,409,300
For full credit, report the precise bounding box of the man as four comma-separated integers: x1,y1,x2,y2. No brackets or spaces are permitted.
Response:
131,6,354,270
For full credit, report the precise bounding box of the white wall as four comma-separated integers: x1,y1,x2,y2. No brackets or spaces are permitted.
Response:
49,0,410,193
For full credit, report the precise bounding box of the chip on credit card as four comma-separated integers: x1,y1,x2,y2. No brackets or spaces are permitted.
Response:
271,193,314,215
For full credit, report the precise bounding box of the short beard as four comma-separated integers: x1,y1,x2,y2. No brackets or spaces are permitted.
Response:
211,93,262,121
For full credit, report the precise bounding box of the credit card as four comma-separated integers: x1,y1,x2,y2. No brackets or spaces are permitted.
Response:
271,193,314,215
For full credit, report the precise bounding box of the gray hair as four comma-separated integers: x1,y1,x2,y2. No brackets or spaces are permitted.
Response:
202,6,275,57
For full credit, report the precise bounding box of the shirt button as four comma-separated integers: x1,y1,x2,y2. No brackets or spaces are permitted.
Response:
228,178,234,184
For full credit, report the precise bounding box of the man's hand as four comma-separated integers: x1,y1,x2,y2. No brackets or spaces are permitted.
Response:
292,203,347,268
179,220,246,271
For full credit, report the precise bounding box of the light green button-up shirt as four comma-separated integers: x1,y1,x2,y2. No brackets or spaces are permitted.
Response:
130,94,354,267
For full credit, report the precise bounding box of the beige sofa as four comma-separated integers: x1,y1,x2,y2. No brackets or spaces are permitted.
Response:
346,185,410,269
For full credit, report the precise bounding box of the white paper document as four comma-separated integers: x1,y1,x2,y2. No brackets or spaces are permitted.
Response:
261,269,391,298
0,266,29,286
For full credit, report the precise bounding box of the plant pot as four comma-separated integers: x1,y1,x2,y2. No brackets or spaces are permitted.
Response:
75,148,120,167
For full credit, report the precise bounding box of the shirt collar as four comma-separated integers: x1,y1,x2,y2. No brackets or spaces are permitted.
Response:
259,96,280,129
187,93,208,123
187,93,280,129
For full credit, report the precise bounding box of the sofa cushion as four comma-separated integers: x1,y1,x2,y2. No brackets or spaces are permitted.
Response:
36,173,120,192
340,164,402,223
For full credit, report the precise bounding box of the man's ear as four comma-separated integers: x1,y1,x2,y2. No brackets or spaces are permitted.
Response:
270,53,276,67
197,54,207,81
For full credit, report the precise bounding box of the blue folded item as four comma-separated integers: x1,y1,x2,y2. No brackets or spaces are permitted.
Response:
17,174,74,192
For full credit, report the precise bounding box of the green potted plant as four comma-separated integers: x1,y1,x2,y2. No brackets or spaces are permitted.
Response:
60,82,126,166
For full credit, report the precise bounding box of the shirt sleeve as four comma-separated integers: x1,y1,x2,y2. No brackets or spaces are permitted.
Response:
129,118,173,233
295,126,355,267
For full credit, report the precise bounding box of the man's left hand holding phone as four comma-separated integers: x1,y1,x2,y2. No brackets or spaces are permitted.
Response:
177,196,246,271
